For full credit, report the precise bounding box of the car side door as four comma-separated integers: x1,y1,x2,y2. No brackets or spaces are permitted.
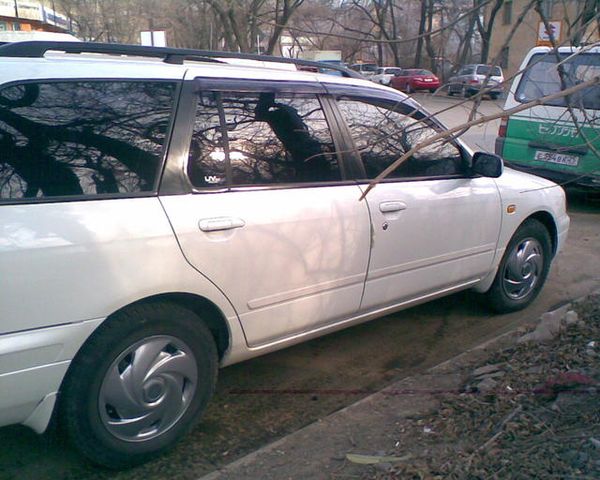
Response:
326,88,502,310
159,77,371,348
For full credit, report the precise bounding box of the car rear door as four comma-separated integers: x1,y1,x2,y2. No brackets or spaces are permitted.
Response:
159,76,371,347
326,87,502,310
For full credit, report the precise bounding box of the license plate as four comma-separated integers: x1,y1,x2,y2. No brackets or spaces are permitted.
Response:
534,150,579,167
424,78,433,82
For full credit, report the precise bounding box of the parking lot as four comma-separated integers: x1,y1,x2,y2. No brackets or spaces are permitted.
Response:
1,92,598,480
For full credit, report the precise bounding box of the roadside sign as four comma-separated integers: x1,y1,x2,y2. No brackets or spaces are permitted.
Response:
140,30,166,47
537,21,562,46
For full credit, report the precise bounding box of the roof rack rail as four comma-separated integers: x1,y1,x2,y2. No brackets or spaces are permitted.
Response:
0,41,223,65
0,41,363,79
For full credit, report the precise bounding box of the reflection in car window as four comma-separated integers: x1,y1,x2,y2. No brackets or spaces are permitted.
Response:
0,81,176,200
188,91,340,187
336,97,463,179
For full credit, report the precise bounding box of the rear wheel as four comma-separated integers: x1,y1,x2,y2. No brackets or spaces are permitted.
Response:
484,219,552,313
59,302,218,468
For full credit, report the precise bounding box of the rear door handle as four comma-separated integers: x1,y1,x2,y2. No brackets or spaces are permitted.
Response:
199,217,246,232
379,201,407,213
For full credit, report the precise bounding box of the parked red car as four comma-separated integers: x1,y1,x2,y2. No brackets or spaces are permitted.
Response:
390,69,440,93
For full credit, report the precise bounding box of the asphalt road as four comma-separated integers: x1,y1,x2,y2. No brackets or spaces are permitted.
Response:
415,91,504,153
1,93,598,480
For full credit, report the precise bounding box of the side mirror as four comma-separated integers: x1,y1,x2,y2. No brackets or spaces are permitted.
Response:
471,152,503,178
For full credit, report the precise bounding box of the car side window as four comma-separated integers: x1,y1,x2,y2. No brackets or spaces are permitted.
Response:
188,91,340,187
335,97,464,179
0,80,176,201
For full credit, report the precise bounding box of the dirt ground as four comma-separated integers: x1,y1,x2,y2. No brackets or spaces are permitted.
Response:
364,295,600,480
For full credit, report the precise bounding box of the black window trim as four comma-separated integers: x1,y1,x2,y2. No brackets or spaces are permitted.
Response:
0,77,182,205
323,84,472,183
177,77,353,193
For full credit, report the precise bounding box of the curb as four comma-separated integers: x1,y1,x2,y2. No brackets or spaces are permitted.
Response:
196,299,585,480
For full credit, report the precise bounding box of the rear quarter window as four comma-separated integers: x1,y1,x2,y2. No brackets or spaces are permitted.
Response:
476,65,502,76
0,80,177,202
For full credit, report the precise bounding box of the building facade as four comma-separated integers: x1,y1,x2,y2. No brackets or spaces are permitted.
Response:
0,0,71,34
487,0,599,78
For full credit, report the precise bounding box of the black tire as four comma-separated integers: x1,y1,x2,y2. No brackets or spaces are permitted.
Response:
484,219,552,313
59,302,218,468
490,93,500,100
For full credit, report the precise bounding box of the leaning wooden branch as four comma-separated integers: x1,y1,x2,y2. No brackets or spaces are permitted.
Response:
359,76,600,201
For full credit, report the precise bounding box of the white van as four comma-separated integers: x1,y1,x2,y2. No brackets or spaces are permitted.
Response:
496,46,600,189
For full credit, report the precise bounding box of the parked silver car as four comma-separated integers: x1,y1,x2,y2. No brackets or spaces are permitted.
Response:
448,64,504,99
349,62,379,78
372,66,402,85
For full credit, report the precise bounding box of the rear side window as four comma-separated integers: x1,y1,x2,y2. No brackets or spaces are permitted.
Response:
0,80,176,201
336,97,464,179
476,65,502,76
188,91,340,188
515,53,600,109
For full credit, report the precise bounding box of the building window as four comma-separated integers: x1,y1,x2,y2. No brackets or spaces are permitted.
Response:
503,1,513,25
13,22,21,31
500,46,510,69
0,22,7,31
540,0,553,19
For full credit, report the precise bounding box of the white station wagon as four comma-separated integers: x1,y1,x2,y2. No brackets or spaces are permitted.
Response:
0,41,569,468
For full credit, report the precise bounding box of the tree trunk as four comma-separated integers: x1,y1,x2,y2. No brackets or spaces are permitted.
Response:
414,0,427,68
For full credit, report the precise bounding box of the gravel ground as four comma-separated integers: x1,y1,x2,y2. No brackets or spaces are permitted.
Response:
368,295,600,480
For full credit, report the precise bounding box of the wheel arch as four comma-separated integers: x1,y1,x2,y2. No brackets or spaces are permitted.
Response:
527,210,558,257
118,292,232,360
474,209,558,294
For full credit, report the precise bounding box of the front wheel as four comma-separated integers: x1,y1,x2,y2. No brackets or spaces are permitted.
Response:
59,302,218,468
484,219,552,313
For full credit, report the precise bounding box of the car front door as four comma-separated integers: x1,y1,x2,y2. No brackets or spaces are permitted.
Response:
329,89,502,310
160,78,371,347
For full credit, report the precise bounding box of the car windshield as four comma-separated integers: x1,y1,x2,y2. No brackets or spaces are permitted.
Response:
476,65,502,76
515,52,600,109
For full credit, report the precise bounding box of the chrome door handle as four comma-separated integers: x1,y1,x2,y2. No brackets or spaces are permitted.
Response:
199,217,246,232
379,201,407,213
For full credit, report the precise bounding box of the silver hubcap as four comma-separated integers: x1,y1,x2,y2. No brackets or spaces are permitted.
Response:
99,336,198,442
502,238,544,300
